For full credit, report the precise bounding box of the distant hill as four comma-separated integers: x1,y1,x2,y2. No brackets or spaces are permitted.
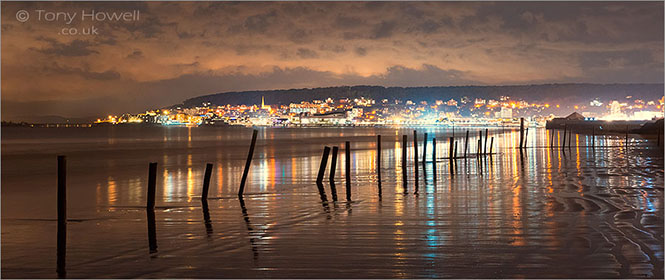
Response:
179,84,664,109
5,115,98,124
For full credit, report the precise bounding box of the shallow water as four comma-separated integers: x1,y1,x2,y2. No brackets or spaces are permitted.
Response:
2,126,663,278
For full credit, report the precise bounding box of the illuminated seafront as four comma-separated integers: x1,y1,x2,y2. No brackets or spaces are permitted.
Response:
1,126,663,278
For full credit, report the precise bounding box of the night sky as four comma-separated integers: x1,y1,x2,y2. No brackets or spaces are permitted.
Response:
1,1,663,119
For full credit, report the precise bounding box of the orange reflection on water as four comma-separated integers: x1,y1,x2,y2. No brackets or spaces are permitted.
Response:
107,176,117,205
269,157,276,189
186,167,194,202
163,168,173,202
217,164,223,195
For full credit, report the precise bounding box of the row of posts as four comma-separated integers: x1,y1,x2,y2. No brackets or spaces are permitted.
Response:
54,127,499,276
314,129,495,199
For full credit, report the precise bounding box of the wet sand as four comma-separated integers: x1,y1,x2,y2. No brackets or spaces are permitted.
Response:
2,126,663,278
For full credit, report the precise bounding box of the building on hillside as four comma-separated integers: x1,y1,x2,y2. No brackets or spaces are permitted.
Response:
299,111,349,126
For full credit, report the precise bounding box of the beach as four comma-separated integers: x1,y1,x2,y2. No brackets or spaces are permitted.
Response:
1,126,663,278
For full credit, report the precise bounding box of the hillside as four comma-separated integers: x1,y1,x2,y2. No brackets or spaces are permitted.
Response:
179,84,664,109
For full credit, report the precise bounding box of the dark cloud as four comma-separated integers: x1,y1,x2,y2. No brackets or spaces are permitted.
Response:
288,29,310,43
371,20,397,39
334,15,364,29
32,37,98,57
126,50,143,59
296,48,319,59
242,10,278,34
319,44,346,53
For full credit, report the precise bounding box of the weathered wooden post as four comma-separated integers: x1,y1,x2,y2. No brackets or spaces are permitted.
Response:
316,146,330,202
625,126,629,148
147,162,157,210
519,118,525,150
329,146,339,201
345,141,352,201
413,131,420,194
432,138,437,181
489,137,494,155
484,128,489,155
238,129,258,196
422,133,427,168
201,163,213,201
464,130,469,158
524,128,529,148
477,139,482,158
376,136,381,196
449,137,454,160
413,130,418,192
454,141,458,159
550,129,554,148
57,156,67,278
402,135,408,194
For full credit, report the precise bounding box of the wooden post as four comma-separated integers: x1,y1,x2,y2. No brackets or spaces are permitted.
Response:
432,138,437,182
316,146,330,202
519,118,525,150
464,130,469,158
422,133,427,167
449,137,454,160
201,163,213,201
413,130,418,192
329,146,339,201
57,156,67,278
345,141,351,201
454,141,458,159
524,128,529,149
484,128,489,155
625,126,629,148
592,126,595,148
402,135,408,194
147,162,157,210
376,136,381,196
413,131,419,194
238,129,258,196
550,129,554,148
489,137,494,155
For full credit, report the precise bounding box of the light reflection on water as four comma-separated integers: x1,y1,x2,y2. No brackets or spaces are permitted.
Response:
1,126,663,278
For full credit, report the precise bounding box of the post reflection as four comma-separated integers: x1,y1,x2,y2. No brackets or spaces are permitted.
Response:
73,127,663,278
147,209,158,254
238,197,259,262
201,200,213,237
